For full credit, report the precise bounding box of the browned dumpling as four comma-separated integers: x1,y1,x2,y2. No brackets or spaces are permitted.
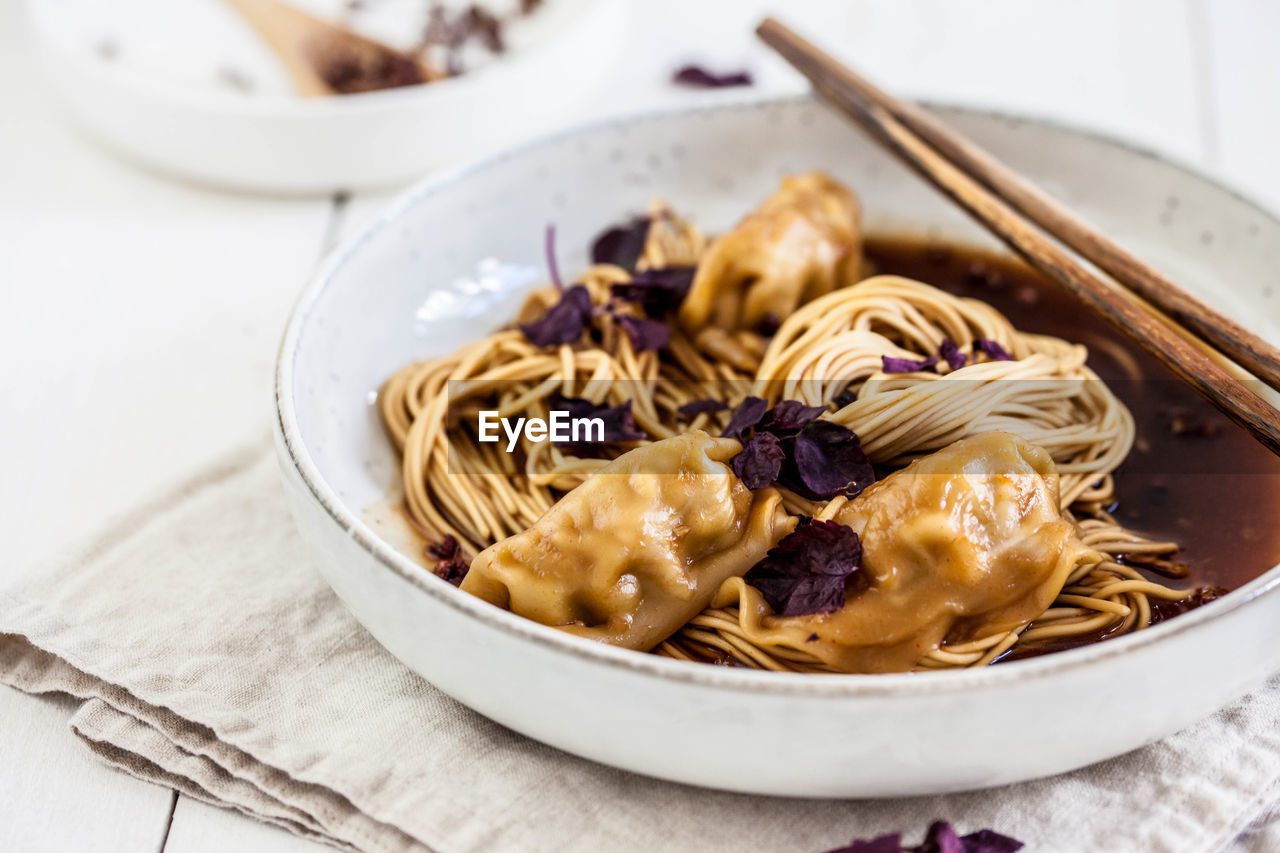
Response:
717,432,1095,672
678,172,862,333
461,432,794,650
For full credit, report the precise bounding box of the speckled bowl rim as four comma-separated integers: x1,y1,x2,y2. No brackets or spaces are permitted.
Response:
275,93,1280,698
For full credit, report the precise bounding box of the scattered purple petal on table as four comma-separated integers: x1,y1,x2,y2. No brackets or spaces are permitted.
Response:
672,64,754,88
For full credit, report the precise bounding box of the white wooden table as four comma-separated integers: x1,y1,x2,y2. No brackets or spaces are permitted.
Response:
3,1,1278,849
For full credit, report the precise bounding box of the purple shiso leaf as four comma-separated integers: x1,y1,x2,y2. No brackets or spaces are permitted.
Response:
973,339,1014,361
672,64,754,88
615,314,670,352
783,421,876,500
744,520,862,616
731,431,785,489
881,353,940,374
825,823,1022,853
547,395,646,445
591,216,651,272
721,396,770,438
676,398,729,420
824,834,903,853
544,223,564,290
939,338,967,371
518,284,592,347
832,388,858,409
956,828,1024,853
917,821,965,853
611,266,696,316
757,399,828,437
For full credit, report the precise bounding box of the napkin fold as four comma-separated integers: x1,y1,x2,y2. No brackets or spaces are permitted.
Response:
4,441,1280,853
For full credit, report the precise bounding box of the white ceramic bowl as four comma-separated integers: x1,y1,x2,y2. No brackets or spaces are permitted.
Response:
275,96,1280,796
28,0,623,192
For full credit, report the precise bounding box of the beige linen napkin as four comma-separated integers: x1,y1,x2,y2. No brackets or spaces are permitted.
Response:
4,441,1280,853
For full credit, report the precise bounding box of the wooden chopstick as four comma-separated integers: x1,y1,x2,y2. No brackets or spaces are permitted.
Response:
758,21,1280,394
756,16,1280,459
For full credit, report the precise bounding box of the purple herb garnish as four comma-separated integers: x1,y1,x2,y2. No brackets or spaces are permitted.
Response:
783,420,876,501
591,216,651,272
611,266,696,316
757,400,828,436
881,354,940,374
672,64,754,89
427,535,468,585
547,394,646,447
744,520,862,616
676,398,729,420
544,223,564,290
731,431,786,489
615,314,670,352
973,339,1014,361
824,822,1023,853
721,396,770,438
518,284,592,347
939,338,967,371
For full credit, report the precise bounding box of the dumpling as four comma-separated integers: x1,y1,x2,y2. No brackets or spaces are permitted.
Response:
716,432,1095,672
461,432,794,650
677,172,862,334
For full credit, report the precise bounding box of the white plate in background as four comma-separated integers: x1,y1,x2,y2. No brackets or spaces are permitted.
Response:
27,0,624,193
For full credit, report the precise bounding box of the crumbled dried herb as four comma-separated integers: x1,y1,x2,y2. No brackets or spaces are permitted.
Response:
672,64,754,88
427,535,469,585
744,520,863,616
316,42,425,94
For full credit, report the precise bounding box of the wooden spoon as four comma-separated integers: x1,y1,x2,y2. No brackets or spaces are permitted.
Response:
222,0,439,96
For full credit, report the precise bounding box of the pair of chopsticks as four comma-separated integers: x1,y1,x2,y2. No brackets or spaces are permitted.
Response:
757,18,1280,458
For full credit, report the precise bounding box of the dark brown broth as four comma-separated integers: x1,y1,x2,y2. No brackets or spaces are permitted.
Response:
864,237,1280,593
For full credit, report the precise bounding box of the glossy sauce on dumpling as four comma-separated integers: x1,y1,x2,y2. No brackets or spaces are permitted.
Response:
718,432,1095,672
462,432,794,650
678,172,863,333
